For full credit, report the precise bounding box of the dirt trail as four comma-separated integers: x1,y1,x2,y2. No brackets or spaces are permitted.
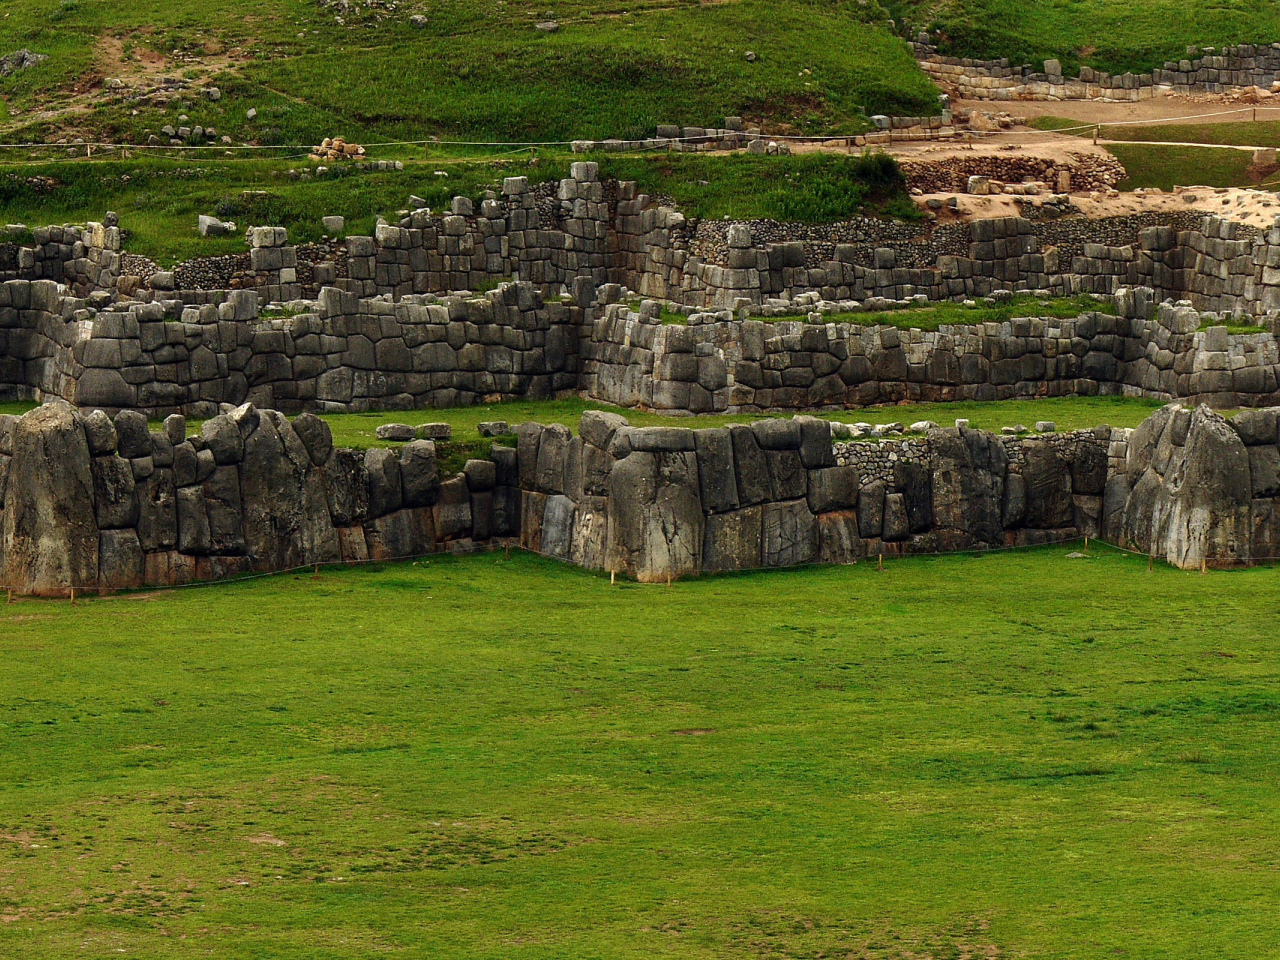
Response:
957,97,1280,127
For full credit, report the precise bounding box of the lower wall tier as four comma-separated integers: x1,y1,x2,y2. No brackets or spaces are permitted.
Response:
2,400,1277,595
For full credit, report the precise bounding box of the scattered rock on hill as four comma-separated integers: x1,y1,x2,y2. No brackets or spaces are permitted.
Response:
0,49,47,77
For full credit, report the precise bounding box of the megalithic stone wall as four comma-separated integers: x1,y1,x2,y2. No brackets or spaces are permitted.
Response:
6,400,1274,597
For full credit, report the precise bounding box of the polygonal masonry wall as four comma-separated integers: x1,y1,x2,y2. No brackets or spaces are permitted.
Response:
1,401,1276,596
1,278,1279,417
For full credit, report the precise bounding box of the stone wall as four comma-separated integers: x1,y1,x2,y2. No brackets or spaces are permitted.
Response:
0,280,586,417
4,273,1280,419
3,400,1275,595
914,39,1280,102
584,292,1280,413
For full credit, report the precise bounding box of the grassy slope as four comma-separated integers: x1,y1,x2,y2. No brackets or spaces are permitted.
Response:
892,0,1280,76
1,395,1169,449
0,0,940,145
1108,144,1255,191
1,548,1279,957
0,152,916,265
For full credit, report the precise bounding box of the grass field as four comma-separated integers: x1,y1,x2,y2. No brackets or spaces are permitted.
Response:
895,0,1280,76
2,547,1279,957
0,0,939,147
1108,144,1256,192
0,152,914,265
0,395,1169,450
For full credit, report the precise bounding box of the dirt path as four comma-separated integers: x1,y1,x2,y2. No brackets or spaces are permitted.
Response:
956,97,1280,127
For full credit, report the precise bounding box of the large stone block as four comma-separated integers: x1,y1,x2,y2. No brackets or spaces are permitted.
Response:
762,499,818,567
728,423,771,506
807,464,859,515
1,404,99,595
365,507,436,560
929,428,1007,543
241,411,339,570
98,528,144,591
817,509,864,564
434,475,473,541
605,450,703,581
693,428,738,514
1022,440,1074,529
702,505,763,574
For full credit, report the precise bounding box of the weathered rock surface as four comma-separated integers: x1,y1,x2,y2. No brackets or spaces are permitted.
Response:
1,404,99,595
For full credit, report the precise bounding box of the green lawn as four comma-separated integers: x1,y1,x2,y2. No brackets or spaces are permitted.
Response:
0,0,939,147
1,547,1278,957
1107,144,1257,192
0,395,1169,450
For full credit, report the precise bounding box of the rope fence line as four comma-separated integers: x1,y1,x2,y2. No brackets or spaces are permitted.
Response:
2,533,1269,604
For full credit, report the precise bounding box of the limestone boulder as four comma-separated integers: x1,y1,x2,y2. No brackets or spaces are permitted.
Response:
929,427,1006,543
1159,405,1253,567
606,450,703,581
2,404,99,595
702,506,762,574
1022,439,1074,529
241,411,340,570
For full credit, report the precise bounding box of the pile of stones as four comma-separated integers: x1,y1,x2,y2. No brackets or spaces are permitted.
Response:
310,137,367,163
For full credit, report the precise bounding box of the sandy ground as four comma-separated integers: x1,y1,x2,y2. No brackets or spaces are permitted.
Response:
920,185,1280,230
956,96,1280,126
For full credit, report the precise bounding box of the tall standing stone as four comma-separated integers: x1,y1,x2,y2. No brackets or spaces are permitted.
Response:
1,404,99,595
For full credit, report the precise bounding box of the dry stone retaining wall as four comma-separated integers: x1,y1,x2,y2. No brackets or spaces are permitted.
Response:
2,400,1275,595
914,38,1280,101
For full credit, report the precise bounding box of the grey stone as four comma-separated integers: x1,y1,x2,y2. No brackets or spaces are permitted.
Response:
536,423,571,494
203,464,245,554
376,423,416,441
365,508,435,560
365,447,403,518
751,418,801,451
1,404,99,595
84,409,118,456
579,410,628,450
762,499,818,567
240,411,339,570
540,494,575,559
433,475,472,541
694,428,738,514
728,423,771,506
882,492,909,542
114,410,150,459
605,450,703,581
858,480,886,538
401,440,440,507
1232,408,1278,446
817,510,864,564
322,448,369,526
1002,473,1027,528
1022,440,1074,528
1248,444,1280,497
893,460,933,534
98,528,144,591
416,422,452,441
795,416,834,468
201,414,244,465
91,455,139,529
516,422,542,488
464,458,496,492
701,506,762,573
1159,405,1253,567
930,428,1006,542
292,412,333,466
176,486,211,555
807,464,859,515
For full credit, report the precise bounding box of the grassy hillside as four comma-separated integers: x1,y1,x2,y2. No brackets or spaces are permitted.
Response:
2,548,1279,957
0,0,941,145
892,0,1280,77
